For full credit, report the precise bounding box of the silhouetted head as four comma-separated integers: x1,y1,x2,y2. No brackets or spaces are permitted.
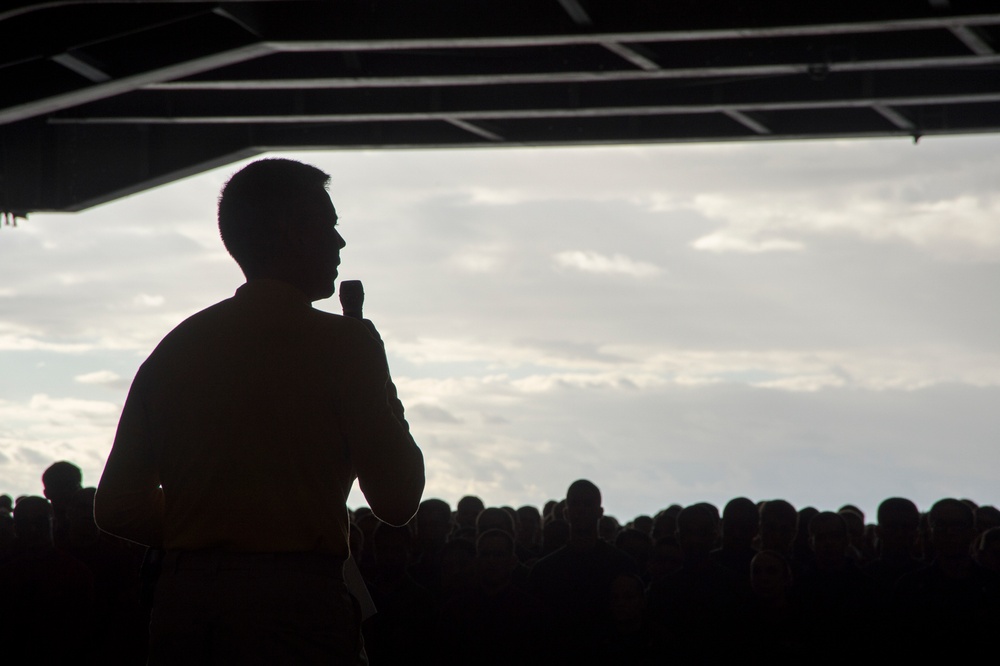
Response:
456,495,485,528
476,507,515,537
515,505,541,546
976,505,1000,535
809,511,849,571
599,515,620,543
721,497,759,547
13,496,53,546
838,509,865,553
975,527,1000,572
565,479,604,536
615,528,653,572
928,498,975,559
759,500,798,554
42,461,82,507
876,497,920,558
541,519,570,556
631,515,654,535
838,504,865,524
416,498,452,549
676,503,719,562
218,159,344,301
647,536,683,584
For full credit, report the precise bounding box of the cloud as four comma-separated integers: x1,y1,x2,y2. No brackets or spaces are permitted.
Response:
132,294,165,307
409,404,464,424
553,250,661,277
74,370,123,385
691,233,804,253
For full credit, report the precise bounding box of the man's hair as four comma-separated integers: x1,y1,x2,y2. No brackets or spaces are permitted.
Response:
217,158,331,272
877,497,919,524
566,479,601,505
808,511,847,536
42,461,82,497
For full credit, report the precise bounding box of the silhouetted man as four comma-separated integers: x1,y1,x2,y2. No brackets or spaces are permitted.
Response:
95,158,425,665
528,479,637,665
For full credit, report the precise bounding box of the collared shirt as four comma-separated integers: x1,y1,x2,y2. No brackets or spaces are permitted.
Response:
96,279,424,557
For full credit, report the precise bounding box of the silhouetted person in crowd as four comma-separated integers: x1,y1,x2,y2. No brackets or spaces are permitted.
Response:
615,528,653,575
741,549,805,658
865,497,923,591
42,460,83,549
976,505,1000,535
895,498,999,659
645,536,684,587
796,511,877,647
94,158,425,665
759,500,800,572
408,498,452,593
539,517,570,558
476,506,531,588
528,479,637,665
792,505,817,570
651,505,681,541
599,573,656,665
438,529,544,665
647,503,744,661
599,514,622,543
0,496,95,664
362,524,433,665
976,527,1000,573
710,496,759,581
515,504,542,563
456,495,485,531
65,487,147,664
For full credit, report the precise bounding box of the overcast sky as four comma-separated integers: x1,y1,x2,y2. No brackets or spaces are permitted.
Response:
2,135,998,522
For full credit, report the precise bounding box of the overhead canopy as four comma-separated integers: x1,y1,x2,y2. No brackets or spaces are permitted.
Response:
3,0,999,215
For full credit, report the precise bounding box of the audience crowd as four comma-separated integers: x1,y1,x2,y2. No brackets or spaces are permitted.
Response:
2,460,998,664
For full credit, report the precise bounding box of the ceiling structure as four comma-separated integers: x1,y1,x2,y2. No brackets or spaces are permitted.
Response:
2,0,999,216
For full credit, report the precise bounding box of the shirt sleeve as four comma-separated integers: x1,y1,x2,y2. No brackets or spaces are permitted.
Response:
343,333,425,526
94,367,166,548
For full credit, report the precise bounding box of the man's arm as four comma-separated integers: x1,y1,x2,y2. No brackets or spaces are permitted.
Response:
345,329,425,526
94,371,165,547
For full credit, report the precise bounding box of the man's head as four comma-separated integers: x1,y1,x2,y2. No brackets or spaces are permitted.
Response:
218,159,344,301
809,511,849,570
565,479,603,535
676,503,719,561
759,499,798,554
928,498,975,559
876,497,919,558
41,461,82,507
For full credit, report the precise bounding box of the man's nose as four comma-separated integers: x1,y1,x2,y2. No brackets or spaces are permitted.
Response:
334,229,346,249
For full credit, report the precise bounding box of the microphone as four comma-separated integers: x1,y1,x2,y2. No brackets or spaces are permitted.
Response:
339,280,364,320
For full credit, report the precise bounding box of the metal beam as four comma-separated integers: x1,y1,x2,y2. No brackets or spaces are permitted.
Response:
145,53,1000,91
268,15,1000,51
50,91,1000,125
0,43,275,125
444,118,505,141
600,42,660,71
51,52,111,82
723,110,771,134
872,104,917,130
949,25,996,54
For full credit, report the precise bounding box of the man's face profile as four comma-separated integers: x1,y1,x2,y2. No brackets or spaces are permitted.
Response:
290,190,345,302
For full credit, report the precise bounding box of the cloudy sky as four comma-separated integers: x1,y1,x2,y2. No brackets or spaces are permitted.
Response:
2,135,998,523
